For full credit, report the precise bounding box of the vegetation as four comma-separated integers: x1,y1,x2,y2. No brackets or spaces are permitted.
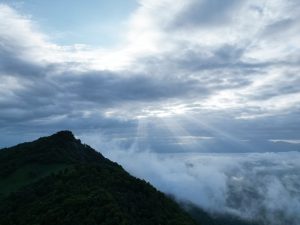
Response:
0,131,197,225
0,131,260,225
0,163,68,196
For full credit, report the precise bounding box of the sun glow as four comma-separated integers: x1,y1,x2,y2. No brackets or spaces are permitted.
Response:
136,104,188,119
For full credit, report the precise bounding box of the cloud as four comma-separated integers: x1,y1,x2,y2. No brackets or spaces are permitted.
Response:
0,1,300,151
102,148,300,225
170,0,242,28
270,139,300,145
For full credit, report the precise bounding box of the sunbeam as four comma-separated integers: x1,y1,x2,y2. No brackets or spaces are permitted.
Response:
131,117,149,151
181,114,255,152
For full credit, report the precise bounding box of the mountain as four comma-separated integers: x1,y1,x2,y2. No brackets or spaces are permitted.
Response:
0,131,198,225
0,131,259,225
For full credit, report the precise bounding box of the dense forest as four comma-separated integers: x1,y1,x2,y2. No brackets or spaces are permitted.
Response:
0,131,258,225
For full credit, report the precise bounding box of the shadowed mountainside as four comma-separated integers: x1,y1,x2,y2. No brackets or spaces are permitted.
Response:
0,131,259,225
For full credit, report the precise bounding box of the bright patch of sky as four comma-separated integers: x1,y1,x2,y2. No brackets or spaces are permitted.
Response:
1,0,138,46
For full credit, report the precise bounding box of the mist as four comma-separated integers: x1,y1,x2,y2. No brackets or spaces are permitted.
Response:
100,146,300,225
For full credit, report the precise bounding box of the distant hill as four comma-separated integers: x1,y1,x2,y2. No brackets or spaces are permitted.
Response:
0,131,259,225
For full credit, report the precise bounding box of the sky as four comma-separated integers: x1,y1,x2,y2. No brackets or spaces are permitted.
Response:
0,0,138,46
1,1,300,223
0,0,300,152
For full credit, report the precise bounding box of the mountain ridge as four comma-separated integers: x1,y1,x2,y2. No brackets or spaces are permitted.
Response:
0,131,259,225
0,131,199,225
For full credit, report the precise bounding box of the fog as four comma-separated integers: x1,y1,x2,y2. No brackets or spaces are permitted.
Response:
101,147,300,225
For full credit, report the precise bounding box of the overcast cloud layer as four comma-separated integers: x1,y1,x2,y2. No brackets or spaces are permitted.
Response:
0,1,300,151
1,0,300,151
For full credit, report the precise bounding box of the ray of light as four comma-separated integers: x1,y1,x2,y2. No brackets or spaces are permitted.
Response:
181,114,255,152
131,117,149,151
156,116,211,152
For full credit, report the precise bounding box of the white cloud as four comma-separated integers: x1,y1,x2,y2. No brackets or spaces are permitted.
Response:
0,4,63,64
102,148,300,224
270,139,300,144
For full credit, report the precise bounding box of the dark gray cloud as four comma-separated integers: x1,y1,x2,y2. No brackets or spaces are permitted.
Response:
170,0,242,28
262,19,294,37
57,71,209,104
0,49,45,78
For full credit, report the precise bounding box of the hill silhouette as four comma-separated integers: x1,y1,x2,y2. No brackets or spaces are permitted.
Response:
0,131,259,225
0,131,198,225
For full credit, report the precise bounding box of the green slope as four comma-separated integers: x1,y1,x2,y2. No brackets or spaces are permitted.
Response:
0,131,107,198
0,163,69,197
0,163,199,225
0,131,260,225
0,131,198,225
